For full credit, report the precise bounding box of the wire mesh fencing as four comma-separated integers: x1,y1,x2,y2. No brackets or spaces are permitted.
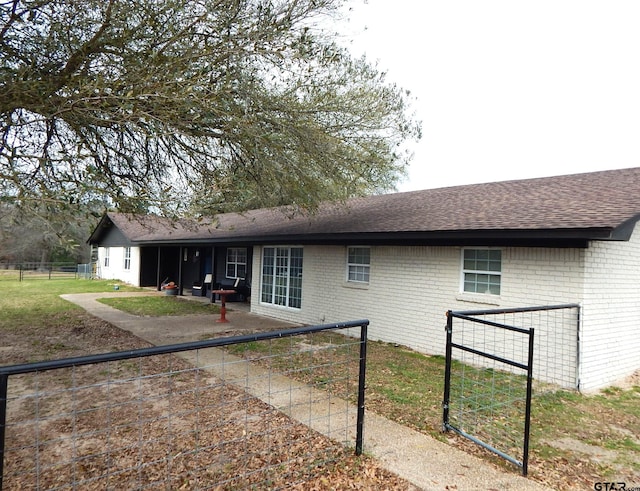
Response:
0,321,369,490
442,304,580,475
478,304,580,390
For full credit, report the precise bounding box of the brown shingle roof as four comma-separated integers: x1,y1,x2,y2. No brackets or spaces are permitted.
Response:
91,167,640,246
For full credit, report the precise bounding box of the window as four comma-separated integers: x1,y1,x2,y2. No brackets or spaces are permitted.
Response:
347,247,370,283
261,247,303,309
226,248,247,279
462,249,501,295
104,247,110,267
123,247,131,270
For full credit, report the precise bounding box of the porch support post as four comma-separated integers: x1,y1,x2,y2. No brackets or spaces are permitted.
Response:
210,246,216,303
156,246,162,291
178,247,184,296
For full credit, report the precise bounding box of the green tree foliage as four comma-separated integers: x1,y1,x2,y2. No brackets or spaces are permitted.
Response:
1,0,421,217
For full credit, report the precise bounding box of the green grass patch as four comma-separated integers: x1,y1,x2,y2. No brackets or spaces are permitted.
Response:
226,338,289,355
97,296,219,316
0,275,139,331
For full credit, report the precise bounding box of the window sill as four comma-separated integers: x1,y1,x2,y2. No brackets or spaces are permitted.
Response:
342,281,369,290
456,292,501,306
259,302,301,311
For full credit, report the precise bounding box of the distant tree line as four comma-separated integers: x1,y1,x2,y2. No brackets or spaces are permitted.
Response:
0,204,97,266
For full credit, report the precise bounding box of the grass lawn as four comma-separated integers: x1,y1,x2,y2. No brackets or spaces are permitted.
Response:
1,273,638,490
97,295,219,316
0,273,140,332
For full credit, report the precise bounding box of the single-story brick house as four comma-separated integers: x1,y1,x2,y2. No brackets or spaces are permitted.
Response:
88,167,640,391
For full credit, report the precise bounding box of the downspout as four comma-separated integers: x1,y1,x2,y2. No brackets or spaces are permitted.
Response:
576,303,582,391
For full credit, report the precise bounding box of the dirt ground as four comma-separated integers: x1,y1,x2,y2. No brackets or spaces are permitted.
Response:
1,310,418,490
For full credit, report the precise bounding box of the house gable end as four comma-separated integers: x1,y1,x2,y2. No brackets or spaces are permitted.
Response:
88,215,133,247
99,226,133,247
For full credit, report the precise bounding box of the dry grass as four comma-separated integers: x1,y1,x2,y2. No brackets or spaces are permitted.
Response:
4,345,412,490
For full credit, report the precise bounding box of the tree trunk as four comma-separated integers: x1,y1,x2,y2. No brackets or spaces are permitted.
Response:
39,247,49,271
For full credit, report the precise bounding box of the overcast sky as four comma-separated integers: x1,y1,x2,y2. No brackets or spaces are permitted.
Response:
340,0,640,192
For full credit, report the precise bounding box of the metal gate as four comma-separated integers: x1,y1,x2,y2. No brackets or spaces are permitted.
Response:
442,304,580,476
0,320,369,490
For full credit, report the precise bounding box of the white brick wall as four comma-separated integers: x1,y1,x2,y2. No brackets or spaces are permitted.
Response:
88,233,639,391
581,223,640,391
97,246,140,286
250,245,586,379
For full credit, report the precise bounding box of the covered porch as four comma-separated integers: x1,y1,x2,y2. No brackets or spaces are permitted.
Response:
138,244,253,304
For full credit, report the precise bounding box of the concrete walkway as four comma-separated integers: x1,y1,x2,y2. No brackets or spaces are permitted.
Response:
62,292,550,491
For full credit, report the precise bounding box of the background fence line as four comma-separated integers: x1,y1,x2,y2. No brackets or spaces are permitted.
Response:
0,263,93,281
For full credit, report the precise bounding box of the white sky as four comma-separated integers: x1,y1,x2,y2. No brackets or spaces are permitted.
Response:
340,0,640,192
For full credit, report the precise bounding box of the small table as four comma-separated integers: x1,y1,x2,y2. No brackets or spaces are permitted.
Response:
212,289,236,323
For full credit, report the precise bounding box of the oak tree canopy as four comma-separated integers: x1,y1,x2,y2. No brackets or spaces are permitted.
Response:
1,0,421,220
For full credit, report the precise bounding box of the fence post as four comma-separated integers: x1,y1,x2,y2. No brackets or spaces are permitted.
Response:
1,374,8,491
522,328,535,476
442,311,453,431
355,322,368,456
575,306,582,391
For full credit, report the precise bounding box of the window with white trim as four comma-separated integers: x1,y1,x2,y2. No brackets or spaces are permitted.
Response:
123,247,131,270
104,247,110,267
462,249,501,295
261,247,303,309
226,247,247,279
347,247,370,283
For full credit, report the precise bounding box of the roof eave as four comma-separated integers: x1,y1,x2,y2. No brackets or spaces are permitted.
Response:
131,227,623,248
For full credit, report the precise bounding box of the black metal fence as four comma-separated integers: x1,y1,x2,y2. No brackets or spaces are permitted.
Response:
0,320,369,490
0,263,95,280
0,263,80,281
442,304,580,476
